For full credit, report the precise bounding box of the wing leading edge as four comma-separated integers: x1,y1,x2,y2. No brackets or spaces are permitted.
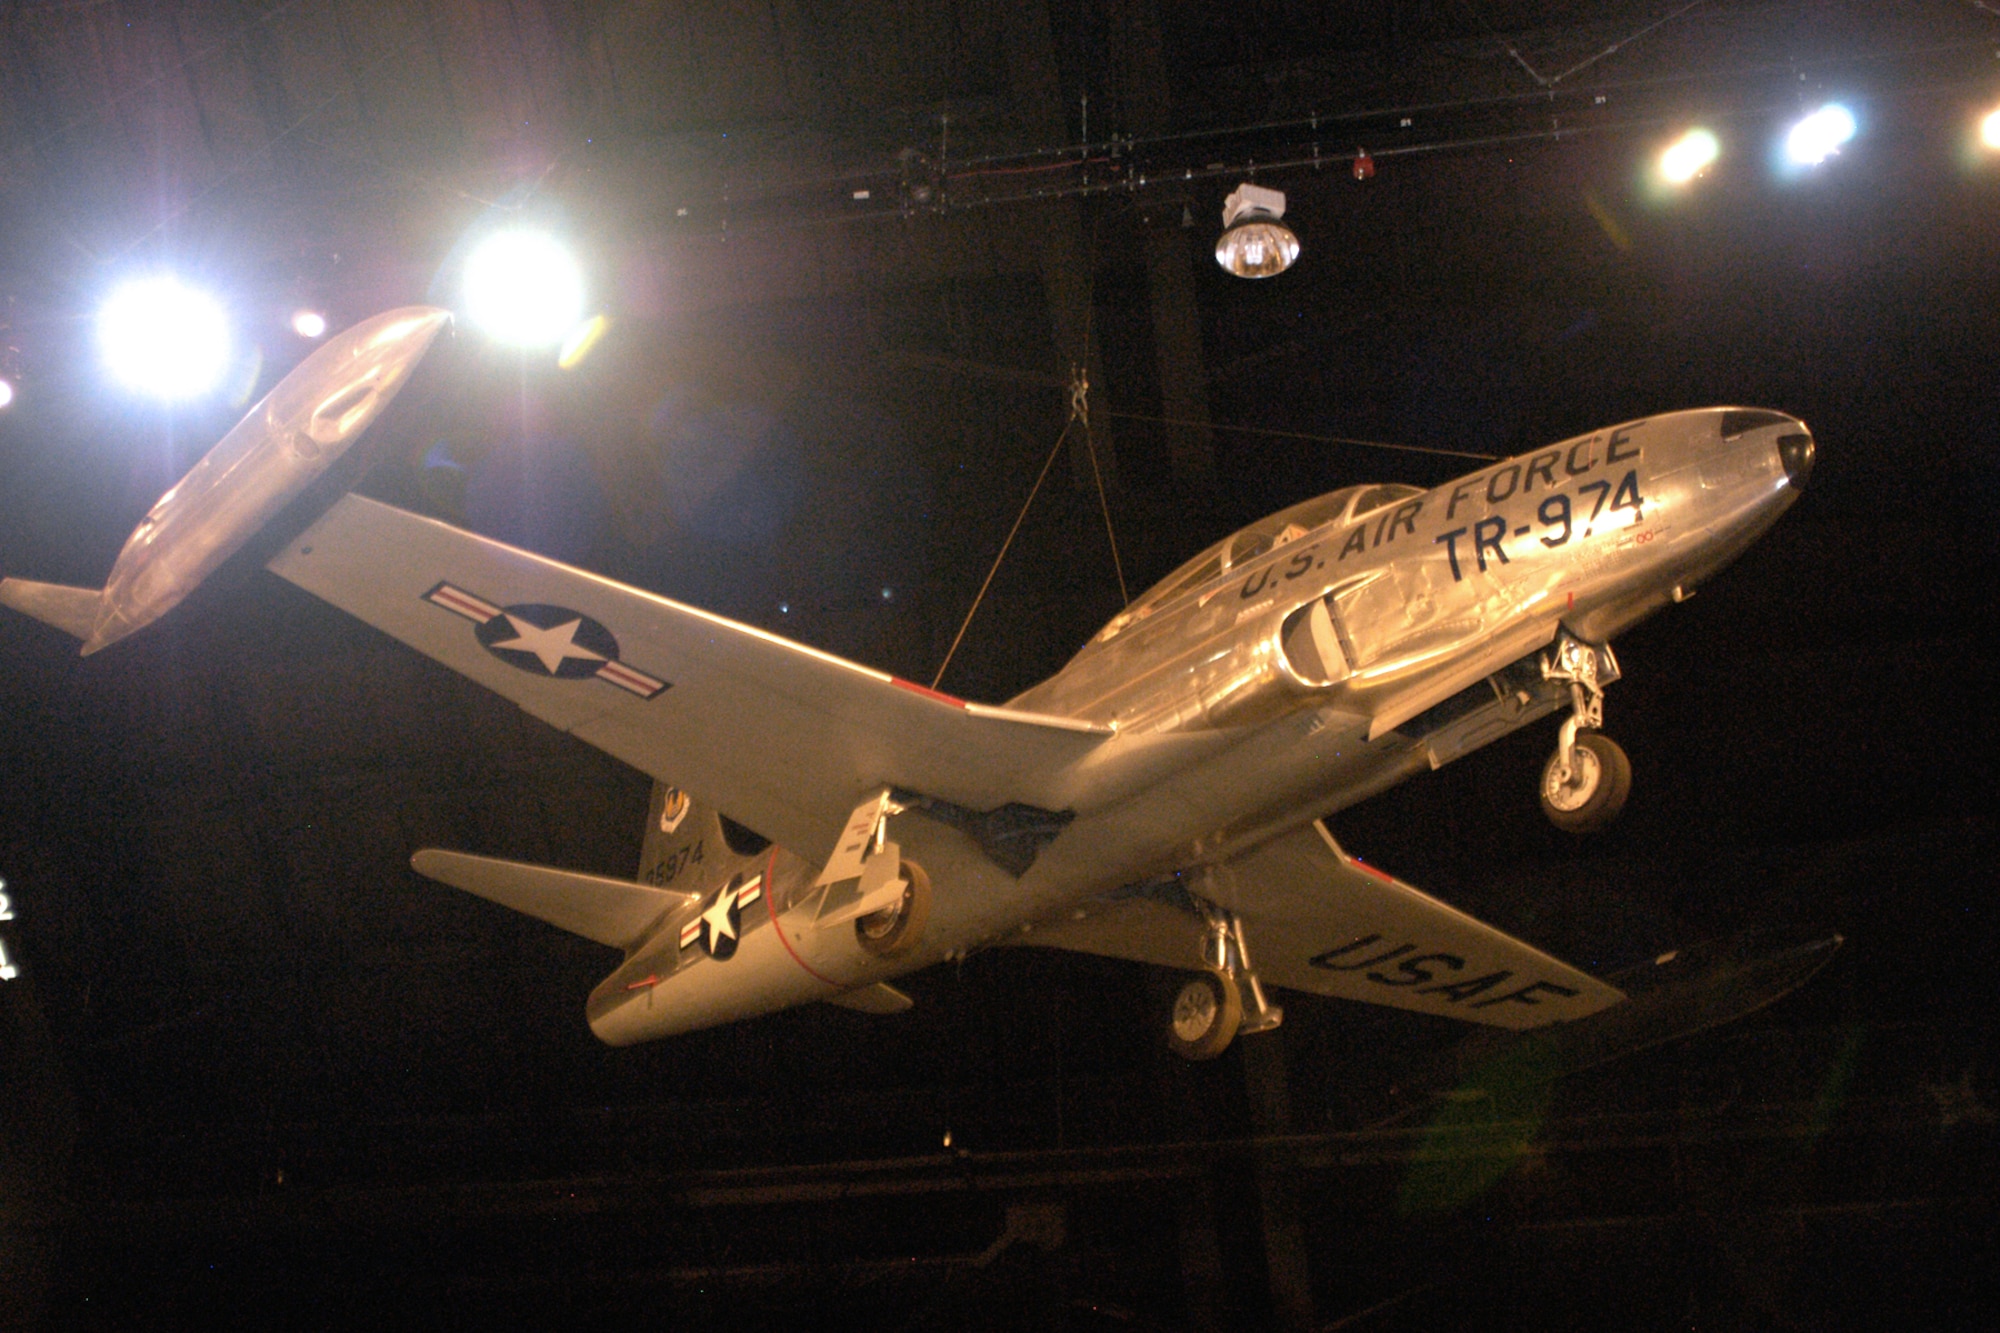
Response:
1030,820,1624,1030
270,495,1112,863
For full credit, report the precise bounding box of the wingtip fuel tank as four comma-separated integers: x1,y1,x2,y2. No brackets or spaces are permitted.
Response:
0,305,450,654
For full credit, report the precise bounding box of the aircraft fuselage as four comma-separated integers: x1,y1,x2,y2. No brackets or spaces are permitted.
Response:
588,406,1813,1043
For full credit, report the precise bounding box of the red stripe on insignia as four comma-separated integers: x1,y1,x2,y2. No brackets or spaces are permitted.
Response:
596,660,668,698
425,583,500,622
679,922,700,948
892,678,966,708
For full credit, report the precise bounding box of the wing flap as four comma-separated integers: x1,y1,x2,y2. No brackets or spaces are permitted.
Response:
1031,820,1623,1030
410,848,696,951
272,496,1112,862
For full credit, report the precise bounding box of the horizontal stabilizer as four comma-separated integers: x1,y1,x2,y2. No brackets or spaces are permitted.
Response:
824,982,914,1015
0,578,102,641
411,848,697,951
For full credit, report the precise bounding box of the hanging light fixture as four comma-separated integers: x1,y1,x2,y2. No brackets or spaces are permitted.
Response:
1214,184,1300,279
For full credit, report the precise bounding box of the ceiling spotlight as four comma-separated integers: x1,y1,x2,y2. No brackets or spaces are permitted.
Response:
1215,184,1300,279
1785,103,1856,167
1981,105,2000,151
463,229,586,348
97,275,232,401
1659,128,1720,185
291,309,329,339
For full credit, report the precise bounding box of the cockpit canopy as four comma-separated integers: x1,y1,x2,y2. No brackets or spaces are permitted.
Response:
1092,481,1424,642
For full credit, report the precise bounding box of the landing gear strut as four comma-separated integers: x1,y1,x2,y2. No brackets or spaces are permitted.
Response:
1539,636,1631,833
1167,904,1283,1061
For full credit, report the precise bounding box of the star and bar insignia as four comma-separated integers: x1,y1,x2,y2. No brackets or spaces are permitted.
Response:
423,583,671,699
679,875,764,961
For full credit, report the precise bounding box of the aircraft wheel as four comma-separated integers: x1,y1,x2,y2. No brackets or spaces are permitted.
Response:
855,858,931,958
1539,731,1632,833
1168,969,1243,1061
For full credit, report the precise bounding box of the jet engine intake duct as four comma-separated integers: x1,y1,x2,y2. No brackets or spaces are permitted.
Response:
1778,433,1815,489
1281,596,1349,687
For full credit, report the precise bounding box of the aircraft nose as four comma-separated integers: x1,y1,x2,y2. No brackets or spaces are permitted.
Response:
1777,429,1815,490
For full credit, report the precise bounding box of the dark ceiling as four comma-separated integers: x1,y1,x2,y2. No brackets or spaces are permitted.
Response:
3,2,1999,1328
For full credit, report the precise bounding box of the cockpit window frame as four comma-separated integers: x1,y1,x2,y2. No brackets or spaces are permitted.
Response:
1345,483,1424,522
1092,482,1403,643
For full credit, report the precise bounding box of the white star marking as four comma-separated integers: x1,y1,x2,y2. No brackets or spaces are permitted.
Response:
701,881,746,946
487,614,605,674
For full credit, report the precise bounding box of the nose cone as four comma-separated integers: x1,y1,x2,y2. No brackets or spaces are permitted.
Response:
1778,429,1815,489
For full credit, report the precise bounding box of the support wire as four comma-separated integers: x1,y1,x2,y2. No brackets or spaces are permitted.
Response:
931,418,1075,691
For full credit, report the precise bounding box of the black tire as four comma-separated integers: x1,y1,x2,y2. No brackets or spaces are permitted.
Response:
1167,969,1243,1061
854,858,931,957
1539,730,1632,833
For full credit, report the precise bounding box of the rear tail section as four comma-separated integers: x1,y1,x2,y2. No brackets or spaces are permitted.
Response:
0,578,102,641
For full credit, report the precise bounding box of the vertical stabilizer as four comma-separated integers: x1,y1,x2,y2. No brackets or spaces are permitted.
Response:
639,780,769,890
0,578,103,643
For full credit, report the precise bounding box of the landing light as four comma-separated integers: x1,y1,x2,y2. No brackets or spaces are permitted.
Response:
1785,103,1856,167
1659,129,1719,185
463,229,586,348
1215,184,1300,279
97,275,232,401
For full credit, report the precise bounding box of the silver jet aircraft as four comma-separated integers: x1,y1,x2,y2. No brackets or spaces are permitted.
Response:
5,342,1815,1057
278,403,1814,1057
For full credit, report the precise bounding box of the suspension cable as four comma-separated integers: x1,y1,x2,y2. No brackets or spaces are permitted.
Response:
1072,365,1129,606
931,418,1075,691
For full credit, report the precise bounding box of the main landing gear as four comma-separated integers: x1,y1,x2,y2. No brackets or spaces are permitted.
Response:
1168,905,1283,1060
1538,636,1631,834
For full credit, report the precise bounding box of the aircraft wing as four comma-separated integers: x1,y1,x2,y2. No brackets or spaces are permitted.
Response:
1028,820,1624,1029
269,494,1113,865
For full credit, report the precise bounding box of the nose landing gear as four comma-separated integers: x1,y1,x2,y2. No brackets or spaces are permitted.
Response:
1538,636,1631,833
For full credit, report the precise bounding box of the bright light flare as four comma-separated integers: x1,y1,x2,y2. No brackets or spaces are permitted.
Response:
97,276,232,401
291,309,328,339
0,379,13,410
557,313,609,370
463,230,586,348
1659,129,1720,184
1785,103,1856,167
1981,105,2000,151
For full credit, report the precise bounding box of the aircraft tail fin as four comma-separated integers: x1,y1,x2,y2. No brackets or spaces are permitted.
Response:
636,779,772,889
410,848,697,952
0,578,102,641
